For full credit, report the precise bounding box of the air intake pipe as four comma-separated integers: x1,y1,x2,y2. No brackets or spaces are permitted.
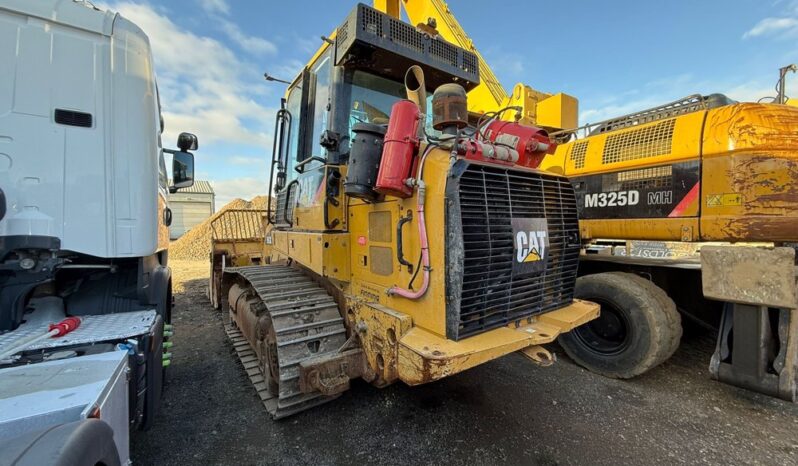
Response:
404,65,426,139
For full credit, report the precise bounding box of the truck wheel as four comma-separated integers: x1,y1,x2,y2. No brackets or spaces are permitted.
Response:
558,272,682,378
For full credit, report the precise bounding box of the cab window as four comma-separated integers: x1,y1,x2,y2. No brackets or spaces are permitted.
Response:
308,49,332,161
283,78,303,175
347,71,436,140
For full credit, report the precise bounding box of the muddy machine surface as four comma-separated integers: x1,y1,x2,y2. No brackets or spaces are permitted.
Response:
542,94,798,401
215,4,598,419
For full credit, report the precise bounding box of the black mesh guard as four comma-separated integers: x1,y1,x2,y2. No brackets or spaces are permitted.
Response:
445,160,581,340
335,3,480,92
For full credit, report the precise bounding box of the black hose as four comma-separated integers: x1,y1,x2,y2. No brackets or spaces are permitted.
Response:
407,251,423,290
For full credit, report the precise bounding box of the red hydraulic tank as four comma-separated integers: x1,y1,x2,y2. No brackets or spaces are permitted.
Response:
483,120,555,169
375,100,420,198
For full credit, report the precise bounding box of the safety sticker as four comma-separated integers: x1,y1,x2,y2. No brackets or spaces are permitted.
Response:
706,193,743,207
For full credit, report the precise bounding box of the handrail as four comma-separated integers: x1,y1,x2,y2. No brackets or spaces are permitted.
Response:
550,94,708,140
294,156,326,174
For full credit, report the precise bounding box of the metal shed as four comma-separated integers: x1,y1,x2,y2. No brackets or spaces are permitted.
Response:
168,180,215,239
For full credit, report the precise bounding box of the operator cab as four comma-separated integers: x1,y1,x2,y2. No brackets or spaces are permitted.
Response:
269,3,479,226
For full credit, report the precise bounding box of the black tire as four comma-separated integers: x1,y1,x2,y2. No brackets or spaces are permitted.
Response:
558,272,682,379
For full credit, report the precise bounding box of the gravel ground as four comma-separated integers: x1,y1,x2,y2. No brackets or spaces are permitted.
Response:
132,260,798,465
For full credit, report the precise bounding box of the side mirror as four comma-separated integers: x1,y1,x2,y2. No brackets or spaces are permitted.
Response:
177,132,198,151
169,151,195,193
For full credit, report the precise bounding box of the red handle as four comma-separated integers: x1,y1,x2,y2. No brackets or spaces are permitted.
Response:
49,317,82,337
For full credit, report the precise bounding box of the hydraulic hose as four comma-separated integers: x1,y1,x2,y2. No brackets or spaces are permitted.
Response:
387,145,434,299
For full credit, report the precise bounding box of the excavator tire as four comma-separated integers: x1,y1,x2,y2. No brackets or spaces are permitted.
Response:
558,272,682,379
223,265,348,419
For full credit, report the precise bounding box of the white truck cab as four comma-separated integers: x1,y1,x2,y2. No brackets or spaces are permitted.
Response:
0,1,196,463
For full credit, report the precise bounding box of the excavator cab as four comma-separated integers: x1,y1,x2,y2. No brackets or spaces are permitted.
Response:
217,3,599,419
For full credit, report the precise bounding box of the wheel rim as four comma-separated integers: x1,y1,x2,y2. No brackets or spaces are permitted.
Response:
571,298,631,355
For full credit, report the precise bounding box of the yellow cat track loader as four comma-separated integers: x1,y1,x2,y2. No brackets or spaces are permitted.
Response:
211,3,598,419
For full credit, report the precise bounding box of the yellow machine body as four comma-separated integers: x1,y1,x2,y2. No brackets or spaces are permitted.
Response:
215,3,598,419
270,141,597,387
541,102,798,243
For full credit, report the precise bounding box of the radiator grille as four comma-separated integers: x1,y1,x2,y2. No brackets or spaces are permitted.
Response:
447,163,580,340
602,118,675,165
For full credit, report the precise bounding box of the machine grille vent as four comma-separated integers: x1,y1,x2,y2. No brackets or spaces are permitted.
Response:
602,118,675,165
430,38,457,67
462,52,478,74
389,17,423,52
570,140,589,169
450,163,580,340
274,184,297,226
360,7,383,37
612,165,673,191
338,20,349,44
54,109,92,128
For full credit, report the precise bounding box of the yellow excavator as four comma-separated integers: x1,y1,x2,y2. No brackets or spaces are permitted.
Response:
376,1,797,401
539,74,798,401
212,3,598,418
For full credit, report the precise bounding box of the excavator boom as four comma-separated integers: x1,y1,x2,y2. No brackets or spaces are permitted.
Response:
375,0,506,112
374,0,578,130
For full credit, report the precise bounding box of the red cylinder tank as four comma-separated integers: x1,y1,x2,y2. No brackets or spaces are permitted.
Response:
483,120,555,169
375,100,420,198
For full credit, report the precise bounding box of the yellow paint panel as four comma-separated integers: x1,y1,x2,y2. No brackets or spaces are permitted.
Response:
397,299,600,385
552,110,706,177
536,93,578,131
579,218,698,242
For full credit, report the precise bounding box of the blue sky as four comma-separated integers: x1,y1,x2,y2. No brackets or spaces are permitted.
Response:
104,0,798,207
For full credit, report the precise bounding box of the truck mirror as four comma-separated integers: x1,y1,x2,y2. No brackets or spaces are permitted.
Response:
177,132,198,151
170,151,194,193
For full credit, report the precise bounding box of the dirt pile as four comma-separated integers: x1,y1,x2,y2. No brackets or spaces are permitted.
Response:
170,195,270,260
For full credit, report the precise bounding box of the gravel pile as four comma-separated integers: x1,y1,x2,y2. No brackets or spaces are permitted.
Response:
170,196,269,260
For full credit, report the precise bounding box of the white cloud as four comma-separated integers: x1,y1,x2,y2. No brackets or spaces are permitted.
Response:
210,177,267,209
199,0,229,16
104,2,277,150
743,0,798,38
743,17,798,38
